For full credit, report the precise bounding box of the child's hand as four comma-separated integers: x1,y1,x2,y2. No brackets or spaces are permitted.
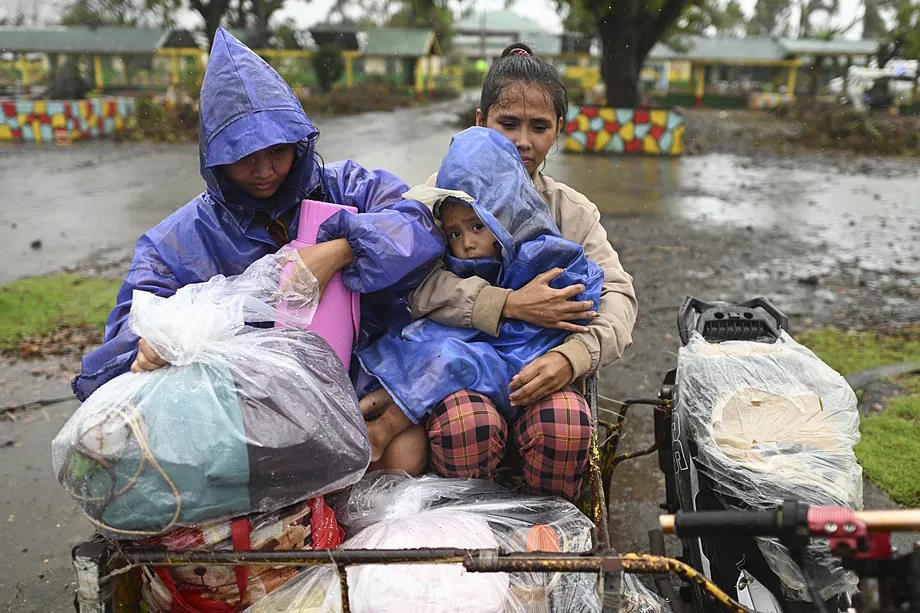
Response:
509,352,573,407
503,268,596,333
130,338,168,373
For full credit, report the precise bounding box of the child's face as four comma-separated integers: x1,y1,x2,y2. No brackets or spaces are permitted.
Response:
476,83,562,176
226,143,295,199
440,201,497,260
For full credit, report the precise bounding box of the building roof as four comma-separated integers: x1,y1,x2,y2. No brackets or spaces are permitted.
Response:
454,10,547,34
778,37,879,56
649,36,881,63
0,26,170,54
650,36,786,62
363,28,437,57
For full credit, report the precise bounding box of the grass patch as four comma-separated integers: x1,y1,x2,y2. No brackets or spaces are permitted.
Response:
797,327,920,506
856,396,920,507
0,274,120,350
796,327,920,375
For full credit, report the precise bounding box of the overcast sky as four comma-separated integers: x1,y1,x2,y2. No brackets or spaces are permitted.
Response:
0,0,866,38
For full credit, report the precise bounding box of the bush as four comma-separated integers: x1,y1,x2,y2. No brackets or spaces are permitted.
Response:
312,45,345,93
127,96,198,143
300,81,452,117
48,58,92,99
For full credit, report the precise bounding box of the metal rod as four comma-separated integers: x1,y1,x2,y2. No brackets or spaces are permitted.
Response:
660,509,920,535
336,564,350,613
586,375,611,551
620,554,752,613
464,551,613,573
853,510,920,531
118,546,752,612
119,547,471,566
648,529,683,613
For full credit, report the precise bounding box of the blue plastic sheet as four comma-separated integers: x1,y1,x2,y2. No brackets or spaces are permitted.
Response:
360,128,603,421
73,28,442,401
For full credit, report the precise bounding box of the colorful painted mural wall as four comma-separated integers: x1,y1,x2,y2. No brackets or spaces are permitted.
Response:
563,106,685,155
0,97,136,143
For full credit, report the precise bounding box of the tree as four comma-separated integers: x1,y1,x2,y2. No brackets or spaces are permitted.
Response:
796,0,839,37
60,0,142,26
312,44,345,91
863,0,889,38
559,0,696,107
746,0,793,36
874,0,920,65
387,0,455,51
224,0,290,48
326,0,400,25
273,17,304,48
678,0,746,36
189,0,234,48
0,1,40,25
61,0,182,27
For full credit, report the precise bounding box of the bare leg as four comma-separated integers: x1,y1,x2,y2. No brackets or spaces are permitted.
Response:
365,404,413,463
359,387,393,420
368,424,428,475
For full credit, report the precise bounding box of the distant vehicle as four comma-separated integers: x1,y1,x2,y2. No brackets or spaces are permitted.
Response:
829,60,918,109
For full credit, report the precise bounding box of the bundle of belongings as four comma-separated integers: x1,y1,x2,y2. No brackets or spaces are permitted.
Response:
52,249,371,610
244,472,670,613
676,331,862,602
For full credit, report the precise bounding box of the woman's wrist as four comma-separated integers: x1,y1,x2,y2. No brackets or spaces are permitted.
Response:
501,289,520,320
328,238,354,269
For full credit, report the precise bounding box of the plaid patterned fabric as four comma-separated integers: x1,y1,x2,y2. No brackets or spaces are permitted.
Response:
427,389,592,499
512,390,593,500
426,390,507,478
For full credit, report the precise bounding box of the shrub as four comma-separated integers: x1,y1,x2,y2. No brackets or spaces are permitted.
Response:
312,45,345,93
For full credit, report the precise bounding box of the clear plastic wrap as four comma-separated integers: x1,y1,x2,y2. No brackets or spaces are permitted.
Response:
139,497,345,611
246,473,671,613
52,249,371,537
676,331,862,600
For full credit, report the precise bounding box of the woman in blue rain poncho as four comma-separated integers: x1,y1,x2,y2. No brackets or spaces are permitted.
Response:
357,127,602,475
71,29,443,401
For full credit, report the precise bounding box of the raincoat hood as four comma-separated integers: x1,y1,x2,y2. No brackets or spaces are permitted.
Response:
359,127,603,421
199,28,319,215
435,127,559,271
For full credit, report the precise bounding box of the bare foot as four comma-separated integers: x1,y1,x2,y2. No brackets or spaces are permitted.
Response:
360,387,393,420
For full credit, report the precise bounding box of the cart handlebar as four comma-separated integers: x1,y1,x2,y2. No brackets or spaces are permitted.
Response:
660,502,920,539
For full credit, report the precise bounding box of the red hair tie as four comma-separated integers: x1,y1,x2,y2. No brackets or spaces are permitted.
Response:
509,48,531,57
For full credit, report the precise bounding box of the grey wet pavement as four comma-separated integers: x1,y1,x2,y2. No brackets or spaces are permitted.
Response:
0,357,90,613
1,100,919,610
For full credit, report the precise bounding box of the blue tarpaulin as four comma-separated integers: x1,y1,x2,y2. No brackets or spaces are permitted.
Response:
359,128,603,421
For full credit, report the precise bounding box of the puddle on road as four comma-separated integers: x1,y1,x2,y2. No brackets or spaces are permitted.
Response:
546,150,920,275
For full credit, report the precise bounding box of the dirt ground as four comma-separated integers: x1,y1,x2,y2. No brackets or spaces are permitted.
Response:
1,105,919,610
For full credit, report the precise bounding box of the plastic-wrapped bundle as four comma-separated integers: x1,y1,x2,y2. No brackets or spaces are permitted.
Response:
676,331,862,600
52,249,371,537
247,473,670,613
140,497,344,611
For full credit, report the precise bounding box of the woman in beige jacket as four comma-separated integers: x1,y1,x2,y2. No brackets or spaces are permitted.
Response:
407,44,637,500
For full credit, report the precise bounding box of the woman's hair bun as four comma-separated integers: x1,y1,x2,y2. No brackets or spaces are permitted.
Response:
501,43,534,58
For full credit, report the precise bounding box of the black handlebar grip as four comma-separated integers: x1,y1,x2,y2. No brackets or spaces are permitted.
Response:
674,509,781,538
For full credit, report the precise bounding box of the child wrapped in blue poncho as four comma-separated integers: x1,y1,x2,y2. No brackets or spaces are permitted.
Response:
357,127,603,464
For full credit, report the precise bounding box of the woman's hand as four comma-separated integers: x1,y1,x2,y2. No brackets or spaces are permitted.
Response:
130,338,168,373
509,352,573,407
503,268,597,333
296,238,354,296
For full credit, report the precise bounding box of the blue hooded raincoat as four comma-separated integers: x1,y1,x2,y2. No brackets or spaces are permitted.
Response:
358,127,603,422
72,28,444,401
